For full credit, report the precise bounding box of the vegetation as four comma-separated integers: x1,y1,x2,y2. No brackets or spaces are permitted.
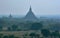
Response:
30,23,43,30
0,17,60,38
0,29,60,38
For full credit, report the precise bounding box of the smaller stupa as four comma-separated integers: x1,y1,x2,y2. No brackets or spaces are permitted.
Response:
9,14,12,19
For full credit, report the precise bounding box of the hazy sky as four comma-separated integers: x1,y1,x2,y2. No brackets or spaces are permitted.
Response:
0,0,60,16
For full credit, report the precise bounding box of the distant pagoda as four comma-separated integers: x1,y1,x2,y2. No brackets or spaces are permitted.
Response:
9,14,12,19
24,6,37,21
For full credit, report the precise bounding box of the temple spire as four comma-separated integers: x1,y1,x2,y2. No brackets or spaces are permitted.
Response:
9,13,12,18
30,6,32,11
24,6,37,21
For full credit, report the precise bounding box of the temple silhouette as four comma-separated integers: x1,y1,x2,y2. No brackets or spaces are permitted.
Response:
9,14,12,18
24,6,37,21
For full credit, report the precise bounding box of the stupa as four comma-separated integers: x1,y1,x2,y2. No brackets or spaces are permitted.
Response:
24,6,37,21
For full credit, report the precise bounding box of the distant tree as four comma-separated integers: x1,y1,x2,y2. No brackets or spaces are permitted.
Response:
0,19,6,26
3,35,9,38
15,37,19,38
35,34,40,38
12,24,18,31
8,27,11,31
9,35,15,38
51,30,59,38
59,34,60,38
0,19,4,24
55,31,59,37
30,23,43,30
17,29,21,31
0,26,2,31
41,29,50,38
29,33,36,38
23,34,28,38
0,34,3,38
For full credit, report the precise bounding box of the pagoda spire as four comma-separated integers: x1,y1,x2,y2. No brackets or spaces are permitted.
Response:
24,6,37,21
9,13,12,18
30,6,32,11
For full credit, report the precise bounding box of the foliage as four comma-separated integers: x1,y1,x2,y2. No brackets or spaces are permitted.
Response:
3,35,9,38
41,29,50,37
30,22,43,30
12,24,18,31
9,35,15,38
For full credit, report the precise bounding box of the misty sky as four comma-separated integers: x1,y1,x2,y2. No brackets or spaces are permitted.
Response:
0,0,60,16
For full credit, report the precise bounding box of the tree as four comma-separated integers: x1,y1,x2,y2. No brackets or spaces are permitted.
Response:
51,30,59,38
41,29,50,38
3,35,9,38
0,19,7,26
12,24,18,31
0,26,2,31
30,23,43,30
0,34,3,38
29,33,36,38
8,27,11,31
23,33,28,38
35,34,40,38
9,35,15,38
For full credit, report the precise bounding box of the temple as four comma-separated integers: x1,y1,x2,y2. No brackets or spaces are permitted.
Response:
24,6,37,21
9,14,12,19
